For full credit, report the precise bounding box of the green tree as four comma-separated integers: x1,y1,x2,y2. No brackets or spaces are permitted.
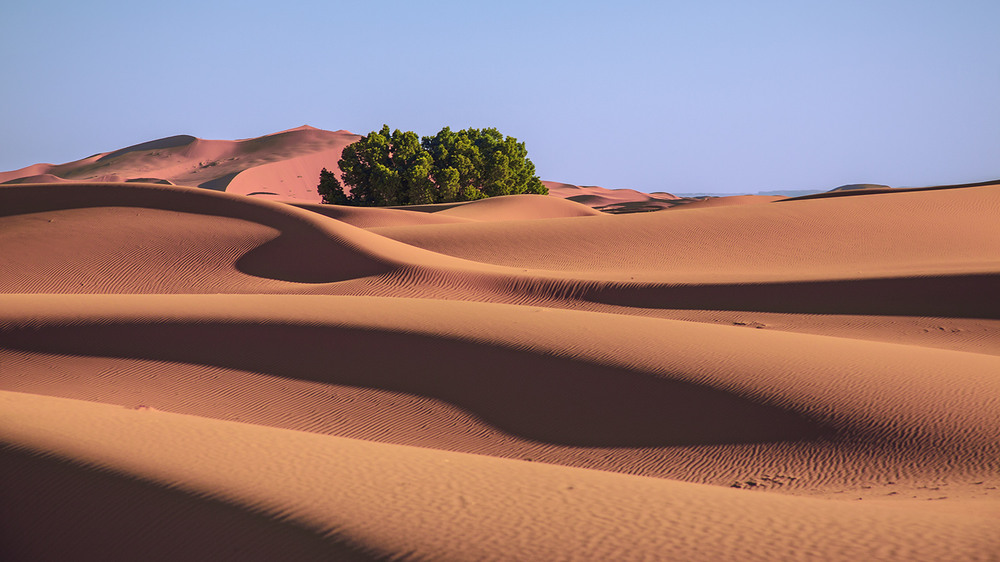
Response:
329,125,434,206
319,125,546,206
422,127,546,201
317,167,348,205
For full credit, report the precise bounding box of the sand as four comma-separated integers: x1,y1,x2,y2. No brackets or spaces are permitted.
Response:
1,178,999,560
0,126,361,203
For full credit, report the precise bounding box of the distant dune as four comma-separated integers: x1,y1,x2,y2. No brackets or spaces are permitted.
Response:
0,126,360,203
0,173,72,184
2,165,999,557
543,180,681,212
666,194,786,210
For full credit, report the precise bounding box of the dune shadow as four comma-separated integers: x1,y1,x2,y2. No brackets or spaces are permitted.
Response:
198,171,243,192
0,183,395,285
125,177,173,185
0,322,829,448
595,201,671,214
0,445,374,561
233,234,392,283
583,274,1000,319
98,135,197,162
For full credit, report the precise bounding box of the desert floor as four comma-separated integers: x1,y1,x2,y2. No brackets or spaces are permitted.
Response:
2,181,998,560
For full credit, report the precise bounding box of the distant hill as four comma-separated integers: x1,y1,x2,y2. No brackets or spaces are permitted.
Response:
828,183,892,192
674,189,826,198
0,126,361,203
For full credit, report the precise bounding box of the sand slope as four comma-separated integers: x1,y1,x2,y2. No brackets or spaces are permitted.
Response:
2,180,999,560
0,126,360,203
543,180,682,212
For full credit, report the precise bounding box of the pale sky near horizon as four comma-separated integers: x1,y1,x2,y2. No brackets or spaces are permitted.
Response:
2,0,998,194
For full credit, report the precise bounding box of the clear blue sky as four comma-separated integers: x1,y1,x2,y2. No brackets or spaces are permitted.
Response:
2,0,998,193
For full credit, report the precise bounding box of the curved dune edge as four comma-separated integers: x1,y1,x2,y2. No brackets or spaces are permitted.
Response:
0,173,72,184
2,391,997,561
2,293,998,490
285,194,602,230
0,182,522,284
4,181,997,288
431,193,604,220
288,201,477,228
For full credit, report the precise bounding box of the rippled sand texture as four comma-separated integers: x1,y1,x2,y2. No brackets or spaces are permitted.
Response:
2,181,999,560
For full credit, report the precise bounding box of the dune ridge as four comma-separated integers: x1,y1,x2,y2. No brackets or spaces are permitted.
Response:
2,179,998,560
0,127,361,203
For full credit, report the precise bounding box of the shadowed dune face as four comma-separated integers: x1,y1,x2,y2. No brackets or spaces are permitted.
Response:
97,134,198,162
198,170,241,191
0,446,374,562
0,183,403,288
0,321,827,448
580,274,1000,319
2,179,1000,560
2,293,999,487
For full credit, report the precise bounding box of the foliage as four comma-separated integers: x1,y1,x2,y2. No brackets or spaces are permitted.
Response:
318,125,546,206
317,168,349,205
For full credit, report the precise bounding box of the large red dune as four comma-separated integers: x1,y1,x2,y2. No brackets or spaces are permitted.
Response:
0,126,361,203
1,152,999,558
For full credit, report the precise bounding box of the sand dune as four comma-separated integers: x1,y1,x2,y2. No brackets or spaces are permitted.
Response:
669,194,786,209
0,126,360,203
0,162,54,184
3,391,996,561
2,179,999,560
432,193,603,220
543,180,681,212
287,194,600,229
0,173,72,184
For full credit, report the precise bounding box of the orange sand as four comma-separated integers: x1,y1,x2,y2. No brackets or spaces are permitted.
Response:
0,126,360,203
1,177,999,560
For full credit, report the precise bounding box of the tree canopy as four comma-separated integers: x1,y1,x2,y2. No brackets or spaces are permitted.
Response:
318,125,546,206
